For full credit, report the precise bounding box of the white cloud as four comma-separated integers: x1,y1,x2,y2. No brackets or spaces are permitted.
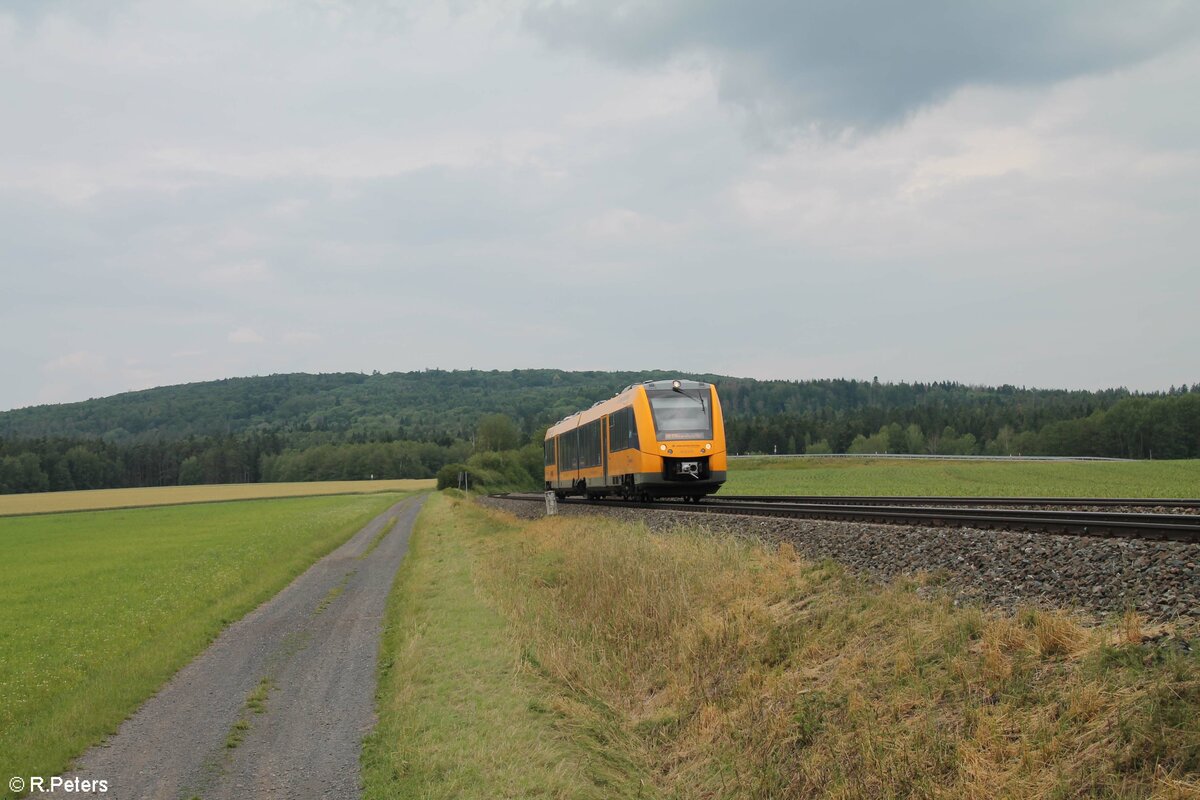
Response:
563,64,715,130
42,350,107,373
282,331,322,344
731,64,1200,274
577,208,681,243
227,327,266,344
199,260,272,285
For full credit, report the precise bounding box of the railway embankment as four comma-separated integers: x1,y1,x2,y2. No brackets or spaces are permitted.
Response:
481,496,1200,620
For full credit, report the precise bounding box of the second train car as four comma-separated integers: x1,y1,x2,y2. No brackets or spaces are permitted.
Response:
544,379,727,501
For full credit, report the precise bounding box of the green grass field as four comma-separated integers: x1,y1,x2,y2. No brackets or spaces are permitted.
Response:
0,492,407,790
723,457,1200,497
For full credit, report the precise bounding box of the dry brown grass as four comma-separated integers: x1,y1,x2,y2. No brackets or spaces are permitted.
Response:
0,479,434,517
473,506,1200,800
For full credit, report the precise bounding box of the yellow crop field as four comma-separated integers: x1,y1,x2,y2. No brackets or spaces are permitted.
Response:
0,480,434,517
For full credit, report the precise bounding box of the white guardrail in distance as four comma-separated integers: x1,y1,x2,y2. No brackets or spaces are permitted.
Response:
727,453,1136,462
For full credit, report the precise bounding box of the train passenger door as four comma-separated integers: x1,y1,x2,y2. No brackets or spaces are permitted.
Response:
601,415,609,486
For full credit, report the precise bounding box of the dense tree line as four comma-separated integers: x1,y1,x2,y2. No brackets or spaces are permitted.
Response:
0,434,476,494
259,440,471,483
1,371,1197,495
724,390,1200,459
0,434,284,494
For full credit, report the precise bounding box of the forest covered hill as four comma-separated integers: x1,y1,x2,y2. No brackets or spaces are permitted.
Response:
0,370,697,444
1,368,1179,446
0,369,1197,494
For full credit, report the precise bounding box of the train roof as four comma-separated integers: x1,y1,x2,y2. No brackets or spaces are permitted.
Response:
635,379,710,392
545,379,713,436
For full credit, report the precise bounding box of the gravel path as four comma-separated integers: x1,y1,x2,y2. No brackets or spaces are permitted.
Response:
482,496,1200,621
37,496,424,800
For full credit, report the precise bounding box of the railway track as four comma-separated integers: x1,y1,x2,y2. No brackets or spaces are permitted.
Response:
493,493,1200,544
706,495,1200,509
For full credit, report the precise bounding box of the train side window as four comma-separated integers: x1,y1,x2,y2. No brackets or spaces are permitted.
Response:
595,420,603,464
608,407,638,452
584,420,601,467
544,437,556,467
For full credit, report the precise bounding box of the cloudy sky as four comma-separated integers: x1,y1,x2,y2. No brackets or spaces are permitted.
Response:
2,0,1198,411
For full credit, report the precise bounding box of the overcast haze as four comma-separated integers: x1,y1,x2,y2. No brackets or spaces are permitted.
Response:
2,0,1198,412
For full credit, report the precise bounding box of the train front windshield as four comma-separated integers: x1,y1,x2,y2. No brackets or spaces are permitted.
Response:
647,389,713,441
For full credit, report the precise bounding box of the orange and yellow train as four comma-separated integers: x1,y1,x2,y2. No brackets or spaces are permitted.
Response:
544,379,727,502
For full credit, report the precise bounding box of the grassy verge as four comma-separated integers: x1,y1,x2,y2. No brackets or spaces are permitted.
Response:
0,492,407,791
225,677,275,750
0,479,435,517
725,457,1200,497
377,497,1200,798
362,493,635,799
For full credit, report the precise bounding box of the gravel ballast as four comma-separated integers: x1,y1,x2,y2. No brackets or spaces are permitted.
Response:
35,496,424,800
481,497,1200,621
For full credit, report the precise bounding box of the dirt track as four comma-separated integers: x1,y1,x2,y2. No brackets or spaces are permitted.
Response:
36,496,424,800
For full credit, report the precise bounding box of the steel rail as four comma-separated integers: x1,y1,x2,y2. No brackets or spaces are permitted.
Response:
492,493,1200,543
706,495,1200,509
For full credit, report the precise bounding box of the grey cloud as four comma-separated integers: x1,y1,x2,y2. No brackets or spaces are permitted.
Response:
524,0,1200,130
1,1,1197,409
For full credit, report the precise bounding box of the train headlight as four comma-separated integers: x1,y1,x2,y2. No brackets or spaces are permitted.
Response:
704,443,711,450
660,444,667,451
